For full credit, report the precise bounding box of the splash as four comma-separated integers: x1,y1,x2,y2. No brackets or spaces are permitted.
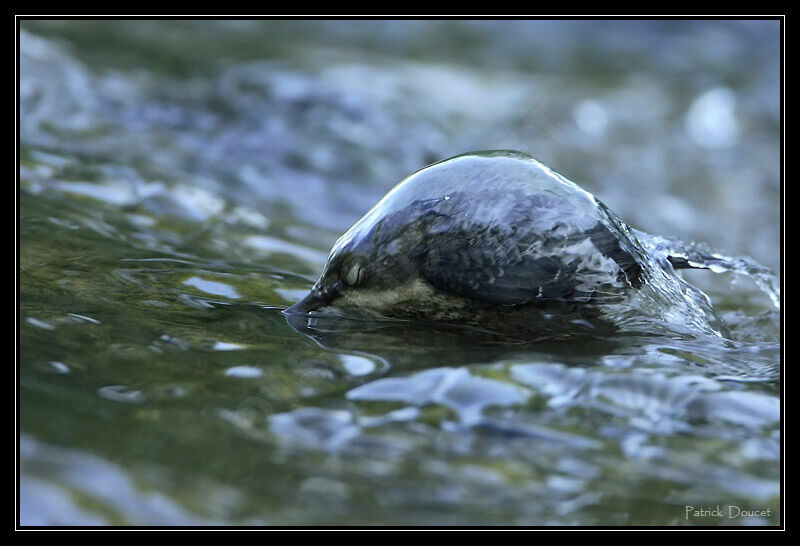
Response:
637,231,780,310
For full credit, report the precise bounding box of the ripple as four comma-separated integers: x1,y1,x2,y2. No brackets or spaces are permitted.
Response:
511,362,779,431
97,385,146,404
213,341,247,351
26,317,55,330
182,276,241,299
224,366,263,379
338,354,377,376
270,408,361,450
348,367,529,422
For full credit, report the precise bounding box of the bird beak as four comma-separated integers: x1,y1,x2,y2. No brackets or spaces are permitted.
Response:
283,288,334,315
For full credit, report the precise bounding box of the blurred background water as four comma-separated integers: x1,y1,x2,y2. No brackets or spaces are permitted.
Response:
19,19,781,526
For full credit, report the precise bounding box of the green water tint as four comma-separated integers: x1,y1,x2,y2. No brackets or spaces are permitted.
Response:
19,150,780,525
19,21,780,526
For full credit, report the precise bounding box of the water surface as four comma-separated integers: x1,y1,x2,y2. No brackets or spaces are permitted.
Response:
19,20,781,526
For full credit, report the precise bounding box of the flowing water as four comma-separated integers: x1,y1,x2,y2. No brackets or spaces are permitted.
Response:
19,20,781,526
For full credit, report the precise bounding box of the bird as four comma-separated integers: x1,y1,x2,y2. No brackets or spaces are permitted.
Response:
284,150,713,337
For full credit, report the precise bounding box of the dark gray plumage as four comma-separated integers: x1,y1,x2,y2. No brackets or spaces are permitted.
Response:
415,191,643,305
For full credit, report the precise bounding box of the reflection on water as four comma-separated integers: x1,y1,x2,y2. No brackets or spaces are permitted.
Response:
19,20,780,526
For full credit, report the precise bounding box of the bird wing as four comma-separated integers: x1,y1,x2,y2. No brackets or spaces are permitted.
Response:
417,193,642,306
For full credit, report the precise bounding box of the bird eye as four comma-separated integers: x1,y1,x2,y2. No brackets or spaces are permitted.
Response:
344,263,363,287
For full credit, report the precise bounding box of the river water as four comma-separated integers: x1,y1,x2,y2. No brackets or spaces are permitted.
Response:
19,20,781,526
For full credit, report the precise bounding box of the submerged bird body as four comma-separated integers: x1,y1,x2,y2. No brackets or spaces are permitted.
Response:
286,151,692,335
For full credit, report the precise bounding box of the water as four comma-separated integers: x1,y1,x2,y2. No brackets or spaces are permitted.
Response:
19,20,781,526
